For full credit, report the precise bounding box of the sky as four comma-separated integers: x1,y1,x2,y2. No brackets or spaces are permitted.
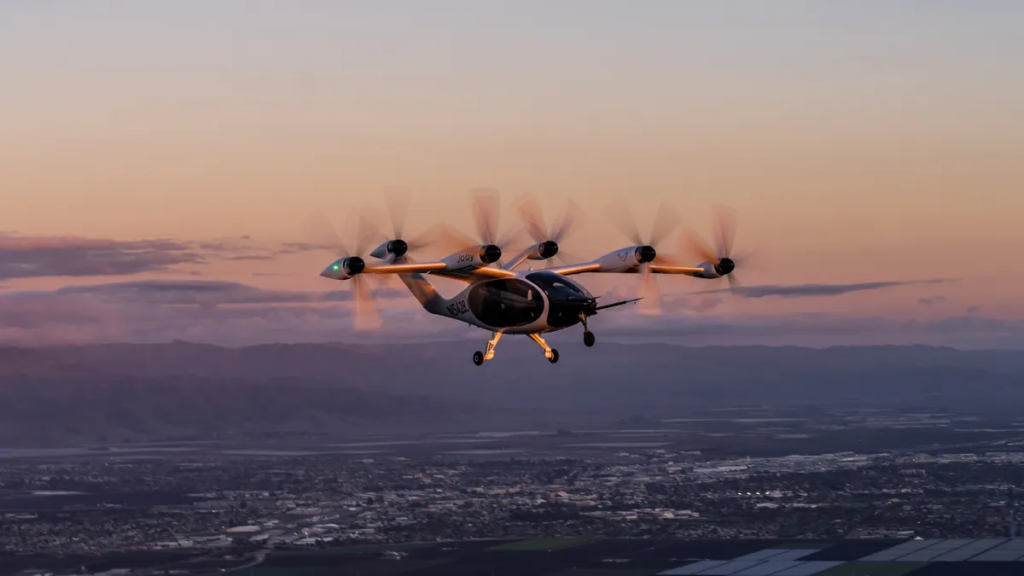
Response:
1,1,1023,347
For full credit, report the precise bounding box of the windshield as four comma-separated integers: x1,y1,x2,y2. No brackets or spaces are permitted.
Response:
526,272,590,298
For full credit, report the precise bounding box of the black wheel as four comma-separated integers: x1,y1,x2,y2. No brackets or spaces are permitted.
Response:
548,349,559,364
472,351,484,366
583,331,595,347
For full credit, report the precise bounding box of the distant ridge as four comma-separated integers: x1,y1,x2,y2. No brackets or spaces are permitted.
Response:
2,342,1023,446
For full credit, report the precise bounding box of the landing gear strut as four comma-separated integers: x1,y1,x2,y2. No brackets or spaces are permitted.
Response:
472,332,502,366
581,314,595,347
529,333,559,364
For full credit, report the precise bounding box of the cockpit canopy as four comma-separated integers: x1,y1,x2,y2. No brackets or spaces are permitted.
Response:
525,272,593,301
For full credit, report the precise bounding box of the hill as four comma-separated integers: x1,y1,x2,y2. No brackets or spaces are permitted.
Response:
2,341,1024,445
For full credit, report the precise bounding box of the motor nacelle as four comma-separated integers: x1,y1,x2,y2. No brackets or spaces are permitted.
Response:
441,244,502,270
320,256,365,280
591,245,656,273
695,257,735,279
527,240,559,261
369,239,408,259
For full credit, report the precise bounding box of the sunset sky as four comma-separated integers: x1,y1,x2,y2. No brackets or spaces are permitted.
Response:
2,2,1023,347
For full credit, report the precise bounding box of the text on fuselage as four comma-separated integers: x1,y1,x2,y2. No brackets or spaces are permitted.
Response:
446,300,469,316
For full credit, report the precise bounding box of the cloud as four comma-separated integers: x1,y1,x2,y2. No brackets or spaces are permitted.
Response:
196,236,284,262
223,255,275,261
0,234,201,280
0,281,1020,349
51,280,405,307
0,278,1016,349
276,242,332,255
918,296,947,306
660,295,724,313
0,233,333,281
695,279,949,299
0,280,426,346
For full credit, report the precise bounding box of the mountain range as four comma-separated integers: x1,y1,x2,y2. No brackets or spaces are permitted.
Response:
1,340,1023,446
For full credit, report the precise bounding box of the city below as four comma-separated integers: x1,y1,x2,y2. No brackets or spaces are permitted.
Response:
4,407,1024,576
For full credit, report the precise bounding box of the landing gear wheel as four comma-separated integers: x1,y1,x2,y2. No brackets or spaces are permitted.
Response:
548,349,559,364
583,331,595,347
472,351,484,366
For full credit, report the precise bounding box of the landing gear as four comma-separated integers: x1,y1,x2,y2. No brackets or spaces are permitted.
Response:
548,349,560,363
581,314,595,347
472,332,502,366
529,333,559,364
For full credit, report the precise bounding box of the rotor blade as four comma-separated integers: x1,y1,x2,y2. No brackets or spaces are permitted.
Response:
497,225,526,252
404,232,434,253
403,223,470,256
352,276,383,332
649,200,681,248
604,197,645,246
303,210,349,258
371,273,401,291
551,198,585,244
384,186,411,240
731,247,759,272
726,273,743,292
513,193,548,244
470,187,501,245
638,264,663,316
354,211,383,257
713,204,737,257
679,228,717,264
555,248,586,267
433,224,481,254
651,252,684,267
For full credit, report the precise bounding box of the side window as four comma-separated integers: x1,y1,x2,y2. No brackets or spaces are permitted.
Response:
468,279,543,328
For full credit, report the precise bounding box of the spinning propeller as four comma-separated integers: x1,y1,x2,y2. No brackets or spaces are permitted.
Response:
365,187,468,262
360,187,472,289
681,205,751,291
604,199,686,316
463,187,523,265
307,211,383,332
514,194,585,264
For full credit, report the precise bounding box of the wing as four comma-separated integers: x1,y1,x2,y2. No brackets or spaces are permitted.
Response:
546,262,705,277
542,262,600,276
431,266,517,283
365,261,518,283
363,262,448,275
649,265,706,277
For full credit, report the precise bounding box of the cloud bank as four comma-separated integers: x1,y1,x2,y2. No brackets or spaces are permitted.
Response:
0,233,320,281
0,279,1018,349
696,279,949,298
0,234,201,280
